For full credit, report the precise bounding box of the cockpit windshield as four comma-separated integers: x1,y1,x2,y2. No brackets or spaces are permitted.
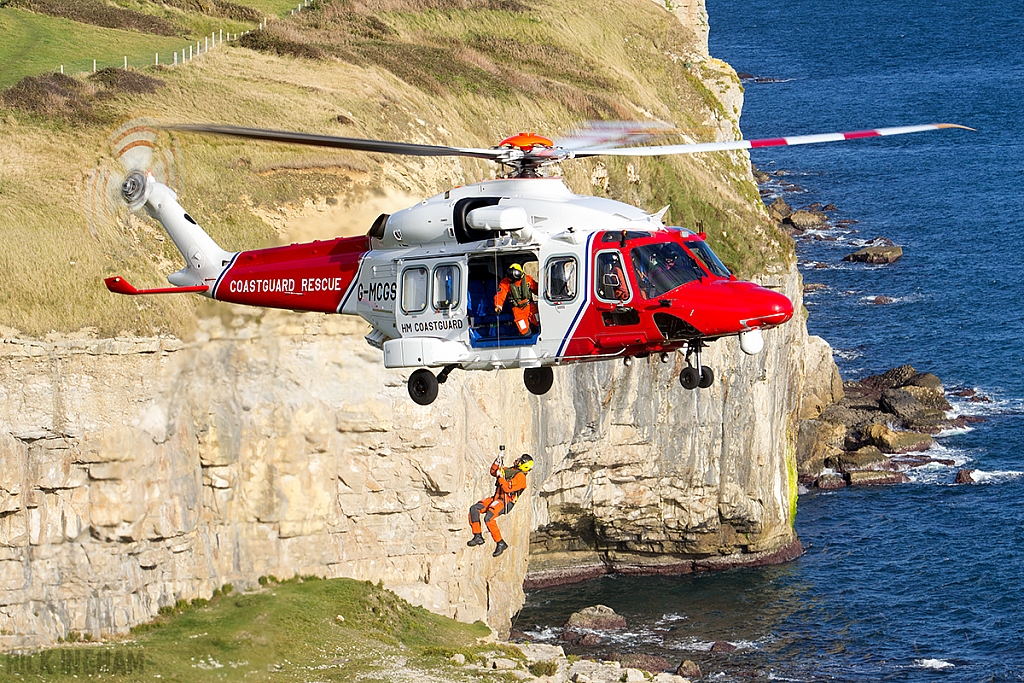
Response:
631,243,705,298
686,240,731,278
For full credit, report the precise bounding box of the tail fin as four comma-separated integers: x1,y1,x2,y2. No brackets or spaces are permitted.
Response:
122,170,235,289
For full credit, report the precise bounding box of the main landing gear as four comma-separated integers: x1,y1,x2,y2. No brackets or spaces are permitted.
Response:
523,366,553,395
679,340,714,391
408,365,554,405
407,364,459,406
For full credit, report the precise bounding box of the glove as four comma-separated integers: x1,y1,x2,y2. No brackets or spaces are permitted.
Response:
493,306,502,314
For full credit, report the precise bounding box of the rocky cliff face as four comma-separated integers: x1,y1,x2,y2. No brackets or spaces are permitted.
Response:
0,0,842,650
0,273,835,649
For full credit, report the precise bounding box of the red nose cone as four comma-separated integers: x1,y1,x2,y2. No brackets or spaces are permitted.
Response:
750,287,794,326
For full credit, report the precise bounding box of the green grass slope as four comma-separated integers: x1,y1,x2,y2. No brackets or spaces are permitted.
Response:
1,577,503,682
0,0,791,338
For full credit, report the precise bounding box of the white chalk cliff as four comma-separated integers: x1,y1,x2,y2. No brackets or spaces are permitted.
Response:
0,0,841,649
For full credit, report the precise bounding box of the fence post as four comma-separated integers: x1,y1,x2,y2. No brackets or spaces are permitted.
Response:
155,53,159,66
124,56,127,69
174,52,178,66
220,29,223,44
190,45,193,60
93,59,96,72
60,65,64,74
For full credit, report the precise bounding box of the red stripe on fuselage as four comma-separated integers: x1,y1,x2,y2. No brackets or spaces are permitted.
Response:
215,236,369,312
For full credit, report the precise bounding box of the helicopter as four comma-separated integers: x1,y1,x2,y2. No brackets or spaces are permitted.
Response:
103,120,968,404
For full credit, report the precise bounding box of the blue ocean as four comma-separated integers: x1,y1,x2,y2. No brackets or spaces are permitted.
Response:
517,0,1024,679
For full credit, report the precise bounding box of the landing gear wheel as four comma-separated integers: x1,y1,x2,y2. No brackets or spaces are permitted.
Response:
408,369,439,405
524,366,554,395
679,366,700,390
698,366,715,389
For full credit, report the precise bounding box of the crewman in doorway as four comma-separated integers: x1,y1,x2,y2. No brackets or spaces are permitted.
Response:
467,451,534,557
494,263,539,335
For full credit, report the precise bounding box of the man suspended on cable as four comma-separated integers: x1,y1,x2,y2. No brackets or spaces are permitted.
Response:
467,448,534,557
494,263,539,335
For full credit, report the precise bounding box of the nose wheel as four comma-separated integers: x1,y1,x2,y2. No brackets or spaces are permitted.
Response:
679,341,714,390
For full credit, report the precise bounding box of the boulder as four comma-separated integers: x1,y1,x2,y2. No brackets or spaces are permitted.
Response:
904,372,944,391
710,641,737,653
861,423,934,454
784,210,827,230
834,446,889,472
767,197,792,220
864,365,919,392
880,387,942,423
843,245,903,263
803,283,827,293
870,296,895,305
796,419,845,479
518,643,565,663
814,473,846,490
955,469,976,484
615,653,671,674
847,470,910,486
675,660,702,679
577,633,602,646
564,605,627,631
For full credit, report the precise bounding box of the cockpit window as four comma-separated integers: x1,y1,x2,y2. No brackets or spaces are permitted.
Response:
686,240,731,278
631,243,705,298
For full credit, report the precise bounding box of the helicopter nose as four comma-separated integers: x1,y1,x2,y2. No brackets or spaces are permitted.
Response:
744,286,794,327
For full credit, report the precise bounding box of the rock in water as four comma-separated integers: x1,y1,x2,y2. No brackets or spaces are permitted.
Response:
676,660,702,678
784,209,827,230
843,245,903,263
564,605,627,630
955,469,976,484
710,641,738,652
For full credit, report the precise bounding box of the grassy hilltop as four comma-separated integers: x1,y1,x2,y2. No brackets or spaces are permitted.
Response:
0,0,790,338
1,576,509,682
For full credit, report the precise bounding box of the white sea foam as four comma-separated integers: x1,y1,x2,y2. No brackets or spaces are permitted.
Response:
914,658,954,670
521,626,559,642
831,347,863,362
967,470,1024,484
656,612,688,625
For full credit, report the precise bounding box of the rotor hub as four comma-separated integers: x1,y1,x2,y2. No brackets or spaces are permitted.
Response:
121,170,148,206
499,132,554,153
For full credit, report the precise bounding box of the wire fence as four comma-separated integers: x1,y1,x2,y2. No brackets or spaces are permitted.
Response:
52,1,312,76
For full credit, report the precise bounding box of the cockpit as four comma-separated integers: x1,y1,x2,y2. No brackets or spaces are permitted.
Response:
629,235,731,299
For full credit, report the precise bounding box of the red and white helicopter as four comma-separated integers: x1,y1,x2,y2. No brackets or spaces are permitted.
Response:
104,120,967,404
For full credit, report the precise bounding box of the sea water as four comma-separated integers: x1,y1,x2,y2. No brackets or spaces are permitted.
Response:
517,0,1024,679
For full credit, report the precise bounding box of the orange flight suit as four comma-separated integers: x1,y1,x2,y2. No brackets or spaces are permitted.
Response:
469,462,528,543
494,274,539,335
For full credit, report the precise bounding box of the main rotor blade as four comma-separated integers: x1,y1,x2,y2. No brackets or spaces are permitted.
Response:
167,124,503,161
566,123,974,158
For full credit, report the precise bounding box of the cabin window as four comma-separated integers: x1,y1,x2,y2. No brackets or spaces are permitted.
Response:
595,251,631,303
545,256,578,303
630,243,704,299
432,264,461,310
401,266,428,313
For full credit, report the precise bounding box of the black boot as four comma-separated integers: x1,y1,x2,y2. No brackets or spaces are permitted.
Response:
492,540,508,557
467,533,485,547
